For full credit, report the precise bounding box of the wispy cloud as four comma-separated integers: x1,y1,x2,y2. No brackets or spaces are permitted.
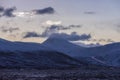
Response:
0,26,20,33
116,25,120,33
89,39,115,43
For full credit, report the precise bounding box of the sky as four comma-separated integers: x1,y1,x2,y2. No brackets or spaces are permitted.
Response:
0,0,120,44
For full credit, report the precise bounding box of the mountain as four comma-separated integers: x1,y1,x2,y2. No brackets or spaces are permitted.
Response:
0,38,46,52
95,50,120,66
0,38,83,68
0,50,83,68
42,37,120,66
0,37,120,67
42,37,85,57
78,43,120,66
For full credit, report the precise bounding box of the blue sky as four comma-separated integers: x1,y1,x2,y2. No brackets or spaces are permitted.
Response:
0,0,120,44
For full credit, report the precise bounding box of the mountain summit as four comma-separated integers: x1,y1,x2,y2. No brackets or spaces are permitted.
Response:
43,37,85,57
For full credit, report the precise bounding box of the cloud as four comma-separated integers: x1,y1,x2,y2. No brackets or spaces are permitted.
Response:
23,31,91,41
45,24,81,31
84,11,96,15
33,7,55,15
106,39,114,43
14,7,55,18
3,7,16,17
0,6,4,12
45,20,62,25
14,11,33,18
0,6,4,17
23,32,40,38
0,6,55,18
89,39,115,43
40,24,90,41
22,24,86,41
0,26,20,33
40,25,82,37
14,7,55,17
98,39,114,43
49,32,91,41
40,26,57,37
116,25,120,33
68,25,81,28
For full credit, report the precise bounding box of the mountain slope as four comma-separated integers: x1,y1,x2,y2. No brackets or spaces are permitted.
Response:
0,38,83,68
42,37,120,66
0,38,52,52
42,37,85,57
0,50,83,68
43,37,120,57
0,38,120,67
96,50,120,66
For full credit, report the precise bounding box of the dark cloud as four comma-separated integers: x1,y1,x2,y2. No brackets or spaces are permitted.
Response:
40,25,81,37
0,6,4,17
23,32,40,38
23,31,91,41
22,24,89,41
0,6,55,18
3,7,16,17
84,11,96,14
0,6,4,12
33,7,55,15
89,39,115,43
69,25,81,28
0,26,19,33
44,24,81,32
98,39,114,43
49,32,91,41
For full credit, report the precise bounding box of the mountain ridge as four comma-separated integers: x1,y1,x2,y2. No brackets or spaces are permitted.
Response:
0,37,120,67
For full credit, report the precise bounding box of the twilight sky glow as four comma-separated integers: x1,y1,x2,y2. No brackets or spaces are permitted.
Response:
0,0,120,44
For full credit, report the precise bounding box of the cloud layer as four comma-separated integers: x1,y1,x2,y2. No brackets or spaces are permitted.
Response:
22,24,90,41
40,25,81,37
49,32,91,41
0,26,20,33
0,6,55,18
23,31,91,41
